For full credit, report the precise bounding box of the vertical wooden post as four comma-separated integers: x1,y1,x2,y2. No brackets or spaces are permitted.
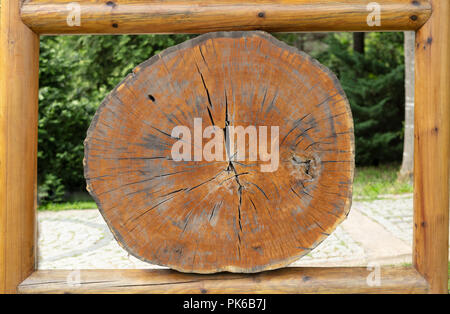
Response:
414,0,450,294
0,0,39,293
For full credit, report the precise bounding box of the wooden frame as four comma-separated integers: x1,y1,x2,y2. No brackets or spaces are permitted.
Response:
0,0,448,293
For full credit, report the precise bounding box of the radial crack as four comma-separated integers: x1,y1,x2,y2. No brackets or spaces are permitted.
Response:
195,63,215,126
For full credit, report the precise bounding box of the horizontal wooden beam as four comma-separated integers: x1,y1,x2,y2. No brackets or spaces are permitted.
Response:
18,267,429,294
21,0,431,35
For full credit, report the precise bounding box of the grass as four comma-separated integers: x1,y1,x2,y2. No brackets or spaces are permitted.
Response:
38,201,97,211
353,164,413,200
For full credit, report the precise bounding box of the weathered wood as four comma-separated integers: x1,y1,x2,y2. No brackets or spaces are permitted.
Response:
20,0,431,35
17,267,429,294
413,0,450,294
85,31,354,273
0,0,40,294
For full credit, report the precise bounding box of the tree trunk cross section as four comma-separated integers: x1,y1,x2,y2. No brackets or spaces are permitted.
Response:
84,31,354,273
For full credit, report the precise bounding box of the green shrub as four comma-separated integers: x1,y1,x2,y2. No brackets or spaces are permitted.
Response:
38,35,193,203
38,173,65,203
316,33,405,165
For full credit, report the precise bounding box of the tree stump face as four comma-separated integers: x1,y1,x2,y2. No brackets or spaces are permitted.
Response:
84,31,354,273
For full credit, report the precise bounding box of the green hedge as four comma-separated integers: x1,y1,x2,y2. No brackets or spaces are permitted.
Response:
38,35,193,203
316,32,405,166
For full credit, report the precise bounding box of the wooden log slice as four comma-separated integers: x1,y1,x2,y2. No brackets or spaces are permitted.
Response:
84,31,354,273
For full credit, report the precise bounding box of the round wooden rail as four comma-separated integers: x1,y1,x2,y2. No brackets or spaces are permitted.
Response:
84,31,354,273
18,267,429,294
20,0,431,34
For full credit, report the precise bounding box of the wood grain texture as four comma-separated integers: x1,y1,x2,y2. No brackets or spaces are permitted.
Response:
17,267,429,294
84,31,354,274
413,0,450,294
0,0,39,294
20,0,431,35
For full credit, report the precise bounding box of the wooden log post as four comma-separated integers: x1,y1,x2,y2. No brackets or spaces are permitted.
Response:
0,0,39,293
413,0,450,294
84,32,354,273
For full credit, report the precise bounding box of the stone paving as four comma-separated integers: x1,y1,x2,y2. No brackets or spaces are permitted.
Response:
356,196,413,245
37,194,448,270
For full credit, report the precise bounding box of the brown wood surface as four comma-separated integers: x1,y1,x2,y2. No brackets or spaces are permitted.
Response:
20,0,431,35
413,0,450,294
84,31,354,273
0,0,40,294
17,267,429,294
